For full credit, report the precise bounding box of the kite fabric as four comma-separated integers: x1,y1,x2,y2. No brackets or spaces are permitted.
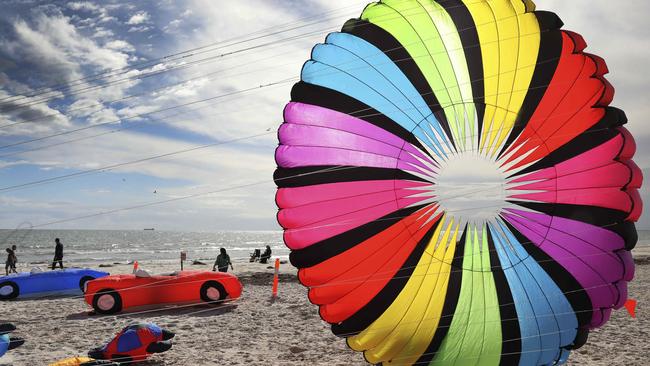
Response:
0,323,24,359
88,323,175,363
274,0,642,365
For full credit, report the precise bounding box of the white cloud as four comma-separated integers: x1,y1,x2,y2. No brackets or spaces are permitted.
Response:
128,25,152,33
0,159,28,169
67,2,116,24
98,14,117,23
0,12,140,137
163,19,182,34
85,107,121,125
0,72,32,95
67,2,100,12
137,0,354,142
126,11,150,25
104,39,135,53
1,14,130,84
92,27,114,38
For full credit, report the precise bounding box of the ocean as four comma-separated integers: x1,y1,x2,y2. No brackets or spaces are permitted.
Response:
1,229,649,267
0,229,285,266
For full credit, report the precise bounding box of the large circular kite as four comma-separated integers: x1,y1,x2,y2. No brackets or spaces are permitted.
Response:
274,0,643,365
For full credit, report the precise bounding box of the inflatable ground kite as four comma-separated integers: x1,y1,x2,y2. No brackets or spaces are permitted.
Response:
88,323,175,363
274,0,642,365
48,357,118,366
0,323,24,358
0,268,108,300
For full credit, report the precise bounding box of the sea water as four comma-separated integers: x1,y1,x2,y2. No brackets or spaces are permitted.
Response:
1,229,648,267
0,229,285,266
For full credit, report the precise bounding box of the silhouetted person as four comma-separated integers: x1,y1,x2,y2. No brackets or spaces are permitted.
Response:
249,249,260,262
10,245,17,273
52,238,63,270
260,245,272,264
5,248,17,275
213,248,233,273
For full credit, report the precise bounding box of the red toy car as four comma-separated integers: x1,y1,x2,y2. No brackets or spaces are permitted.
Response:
84,270,243,314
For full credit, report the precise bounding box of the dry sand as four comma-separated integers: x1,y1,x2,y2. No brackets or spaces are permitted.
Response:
1,250,648,366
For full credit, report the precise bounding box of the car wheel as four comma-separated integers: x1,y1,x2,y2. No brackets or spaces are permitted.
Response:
92,289,122,314
79,276,95,292
0,281,19,300
200,281,227,304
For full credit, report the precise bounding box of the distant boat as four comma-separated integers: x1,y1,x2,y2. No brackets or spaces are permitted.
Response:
143,228,155,231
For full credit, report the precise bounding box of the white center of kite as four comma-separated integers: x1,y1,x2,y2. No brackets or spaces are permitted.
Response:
434,153,507,225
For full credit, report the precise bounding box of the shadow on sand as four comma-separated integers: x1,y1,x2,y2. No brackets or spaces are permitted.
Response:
66,302,237,321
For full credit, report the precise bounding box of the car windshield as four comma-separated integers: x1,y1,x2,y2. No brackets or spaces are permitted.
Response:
156,272,180,277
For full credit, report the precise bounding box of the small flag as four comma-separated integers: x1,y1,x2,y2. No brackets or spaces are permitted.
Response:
624,299,637,318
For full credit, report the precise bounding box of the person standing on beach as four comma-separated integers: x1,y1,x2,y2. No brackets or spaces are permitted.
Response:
52,238,64,270
213,248,233,273
5,247,17,275
10,245,17,273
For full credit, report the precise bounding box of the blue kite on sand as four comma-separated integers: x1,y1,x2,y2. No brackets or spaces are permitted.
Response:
88,323,175,363
0,323,24,358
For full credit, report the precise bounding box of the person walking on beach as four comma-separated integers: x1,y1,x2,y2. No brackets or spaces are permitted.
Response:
260,245,272,264
10,245,17,273
5,247,17,275
213,248,233,273
52,238,64,270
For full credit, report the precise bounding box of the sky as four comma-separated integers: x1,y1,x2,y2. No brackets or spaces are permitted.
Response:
0,0,648,232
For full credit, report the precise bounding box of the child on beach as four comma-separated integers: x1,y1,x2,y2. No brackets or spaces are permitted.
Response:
213,248,234,273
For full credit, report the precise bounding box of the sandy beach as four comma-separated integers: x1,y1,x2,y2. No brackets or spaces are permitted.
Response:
1,249,649,366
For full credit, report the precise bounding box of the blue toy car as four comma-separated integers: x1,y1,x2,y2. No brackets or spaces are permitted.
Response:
0,268,109,300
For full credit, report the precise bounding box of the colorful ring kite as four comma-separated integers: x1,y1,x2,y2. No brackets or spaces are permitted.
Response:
274,0,642,365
